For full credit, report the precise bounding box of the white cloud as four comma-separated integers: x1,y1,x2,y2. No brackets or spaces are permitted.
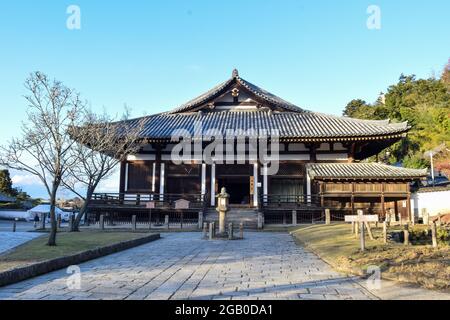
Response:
11,173,43,186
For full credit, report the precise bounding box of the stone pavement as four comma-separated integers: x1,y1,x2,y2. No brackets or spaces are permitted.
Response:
0,232,378,300
0,232,43,255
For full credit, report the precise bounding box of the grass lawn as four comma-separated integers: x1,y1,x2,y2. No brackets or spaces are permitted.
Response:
291,224,450,291
0,230,155,273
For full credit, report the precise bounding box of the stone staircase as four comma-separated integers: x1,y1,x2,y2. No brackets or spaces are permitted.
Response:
203,208,259,229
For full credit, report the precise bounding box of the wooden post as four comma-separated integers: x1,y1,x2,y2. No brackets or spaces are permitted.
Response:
403,224,409,246
360,221,365,252
99,214,104,230
69,214,75,232
351,222,356,234
12,221,16,232
365,222,374,240
383,221,388,244
132,215,137,231
437,214,442,227
40,213,46,230
148,209,152,230
180,211,184,229
198,211,203,229
431,222,438,248
239,222,244,239
228,223,233,240
165,215,169,230
325,209,331,225
354,220,359,237
57,214,62,231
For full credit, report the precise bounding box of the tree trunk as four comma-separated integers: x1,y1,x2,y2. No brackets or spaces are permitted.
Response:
72,188,93,232
47,184,59,246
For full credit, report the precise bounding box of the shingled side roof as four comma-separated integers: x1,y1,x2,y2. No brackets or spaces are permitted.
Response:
306,163,427,180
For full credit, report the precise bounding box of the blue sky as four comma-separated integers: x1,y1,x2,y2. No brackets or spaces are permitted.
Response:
0,0,449,199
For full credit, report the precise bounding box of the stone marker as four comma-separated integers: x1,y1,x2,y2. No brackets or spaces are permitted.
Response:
390,209,397,223
209,223,214,240
422,208,429,225
132,215,137,231
239,222,244,239
403,225,409,246
431,222,438,248
228,223,233,240
325,209,331,225
99,215,104,230
257,212,264,229
292,210,297,226
383,221,388,244
203,222,208,239
198,211,203,229
165,215,169,230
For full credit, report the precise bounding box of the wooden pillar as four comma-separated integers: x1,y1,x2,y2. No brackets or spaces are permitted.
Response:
253,162,259,208
348,143,356,163
263,164,268,203
119,161,127,194
351,182,355,215
210,163,216,207
154,144,161,195
381,182,385,219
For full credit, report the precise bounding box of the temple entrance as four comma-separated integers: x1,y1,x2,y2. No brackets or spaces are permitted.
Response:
218,177,250,205
215,164,252,206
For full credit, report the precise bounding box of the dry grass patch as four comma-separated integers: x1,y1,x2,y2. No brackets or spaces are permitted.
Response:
291,224,450,291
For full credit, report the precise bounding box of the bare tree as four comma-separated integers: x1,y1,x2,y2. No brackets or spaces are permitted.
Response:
0,72,84,245
64,109,144,231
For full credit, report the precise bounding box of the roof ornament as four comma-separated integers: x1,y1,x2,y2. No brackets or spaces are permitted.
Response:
232,68,239,78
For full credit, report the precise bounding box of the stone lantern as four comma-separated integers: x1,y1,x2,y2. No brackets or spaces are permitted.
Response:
216,187,230,235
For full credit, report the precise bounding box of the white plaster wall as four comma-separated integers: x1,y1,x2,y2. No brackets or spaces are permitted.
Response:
412,190,450,217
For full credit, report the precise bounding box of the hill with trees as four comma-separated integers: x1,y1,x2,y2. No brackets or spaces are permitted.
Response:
343,60,450,171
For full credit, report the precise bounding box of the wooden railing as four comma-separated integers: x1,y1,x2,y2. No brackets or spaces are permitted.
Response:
260,194,321,208
91,193,207,210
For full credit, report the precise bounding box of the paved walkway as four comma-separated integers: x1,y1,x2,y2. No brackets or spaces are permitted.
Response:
0,232,43,255
0,232,377,300
1,232,449,300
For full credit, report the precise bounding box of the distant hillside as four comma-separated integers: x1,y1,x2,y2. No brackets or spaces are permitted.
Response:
343,60,450,170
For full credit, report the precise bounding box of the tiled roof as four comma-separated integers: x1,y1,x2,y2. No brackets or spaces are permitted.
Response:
168,69,304,114
123,110,409,140
306,163,427,180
